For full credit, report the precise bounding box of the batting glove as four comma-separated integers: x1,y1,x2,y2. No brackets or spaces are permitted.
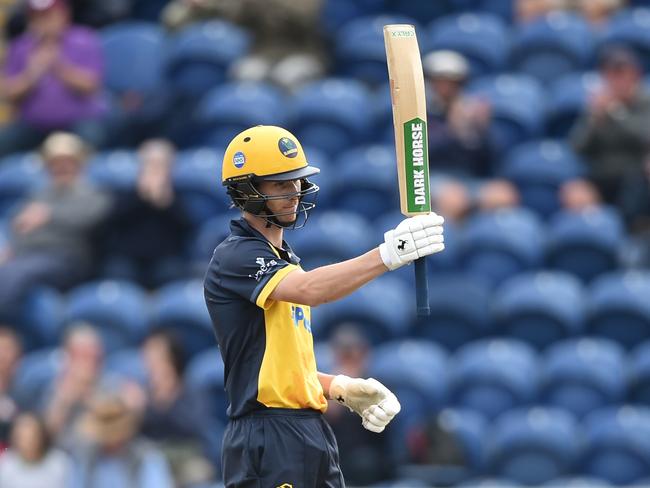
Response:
329,375,401,433
379,212,445,271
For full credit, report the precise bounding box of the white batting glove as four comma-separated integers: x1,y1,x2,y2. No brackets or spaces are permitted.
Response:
329,375,401,433
379,212,445,271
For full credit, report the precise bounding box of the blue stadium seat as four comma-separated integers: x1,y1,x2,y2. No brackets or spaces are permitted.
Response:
598,8,650,72
320,0,387,35
509,13,595,85
473,0,514,22
165,20,250,97
101,22,166,94
195,82,290,148
150,280,215,357
186,347,228,424
467,75,546,155
334,15,418,85
487,407,581,485
385,0,449,23
86,149,139,194
105,348,147,385
0,152,46,218
189,210,241,264
545,72,602,138
458,479,522,488
586,271,650,349
451,339,539,419
582,406,650,485
369,339,449,463
457,207,545,286
290,210,376,271
629,340,650,404
330,144,399,219
65,280,150,353
313,341,334,373
436,408,488,472
545,206,624,283
372,83,395,144
291,78,374,156
492,271,586,350
173,147,229,226
542,477,612,487
499,140,587,219
411,273,491,351
426,13,509,77
540,338,626,418
13,347,61,410
311,275,413,344
369,479,430,488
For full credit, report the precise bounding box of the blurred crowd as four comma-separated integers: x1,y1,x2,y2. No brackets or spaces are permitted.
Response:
2,0,650,486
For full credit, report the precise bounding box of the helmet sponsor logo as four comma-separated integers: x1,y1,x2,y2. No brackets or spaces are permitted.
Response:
278,137,298,158
233,151,246,168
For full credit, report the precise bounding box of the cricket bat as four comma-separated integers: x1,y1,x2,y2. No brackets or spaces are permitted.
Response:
383,24,432,317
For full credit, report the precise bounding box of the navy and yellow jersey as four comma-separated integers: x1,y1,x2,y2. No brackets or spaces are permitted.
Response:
203,218,327,418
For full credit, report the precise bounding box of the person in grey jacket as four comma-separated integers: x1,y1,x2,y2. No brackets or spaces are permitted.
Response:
570,46,650,205
0,131,110,310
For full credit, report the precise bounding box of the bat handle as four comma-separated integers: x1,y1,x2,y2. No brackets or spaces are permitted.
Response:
414,257,430,317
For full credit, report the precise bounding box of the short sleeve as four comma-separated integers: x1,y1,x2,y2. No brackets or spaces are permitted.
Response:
208,238,298,310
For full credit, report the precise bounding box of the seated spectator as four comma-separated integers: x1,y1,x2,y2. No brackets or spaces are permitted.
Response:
407,412,467,472
559,179,602,212
99,139,192,288
432,178,473,225
131,329,214,486
477,179,521,211
324,325,395,486
423,50,493,178
0,412,72,488
576,0,624,28
70,391,174,488
0,132,111,312
0,327,22,450
515,0,571,24
0,0,108,156
42,323,104,446
570,46,650,206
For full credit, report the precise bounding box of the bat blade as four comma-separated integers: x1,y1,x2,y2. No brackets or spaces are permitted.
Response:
384,24,432,317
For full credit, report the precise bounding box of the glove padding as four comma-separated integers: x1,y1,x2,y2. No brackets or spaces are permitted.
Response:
329,375,401,433
379,212,445,271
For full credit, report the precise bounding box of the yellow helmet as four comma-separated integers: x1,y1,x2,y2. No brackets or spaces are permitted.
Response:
221,126,320,228
222,125,319,183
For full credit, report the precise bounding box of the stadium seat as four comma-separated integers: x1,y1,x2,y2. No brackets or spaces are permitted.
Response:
13,347,62,410
499,140,586,219
194,82,290,148
0,152,46,218
545,72,602,138
189,210,241,265
105,348,147,385
586,271,650,349
385,0,449,23
542,477,612,487
426,13,509,77
101,22,166,94
173,147,230,226
467,75,546,155
334,15,418,85
509,13,594,85
319,0,387,35
291,78,374,156
473,0,514,22
311,275,413,344
65,280,150,353
330,144,399,219
411,273,491,351
369,479,430,488
458,479,522,488
487,407,581,485
545,206,624,283
150,280,215,357
450,339,539,419
540,338,626,418
457,207,545,286
86,149,139,195
186,347,228,424
435,408,488,472
165,20,250,97
629,340,650,404
492,271,585,350
598,8,650,72
290,210,376,271
582,406,650,485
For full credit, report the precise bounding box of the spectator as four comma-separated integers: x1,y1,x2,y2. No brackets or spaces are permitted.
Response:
0,412,72,488
576,0,624,28
132,329,215,486
432,178,473,225
476,179,521,211
0,0,108,156
70,391,174,488
98,139,192,288
515,0,571,24
42,324,104,445
0,327,22,450
570,46,650,206
0,132,111,312
324,325,395,486
559,178,602,212
423,50,493,178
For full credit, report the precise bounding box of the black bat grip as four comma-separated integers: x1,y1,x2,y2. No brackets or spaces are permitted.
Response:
415,256,430,317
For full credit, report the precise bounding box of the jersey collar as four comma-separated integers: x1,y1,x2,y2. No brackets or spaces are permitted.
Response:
230,218,301,265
